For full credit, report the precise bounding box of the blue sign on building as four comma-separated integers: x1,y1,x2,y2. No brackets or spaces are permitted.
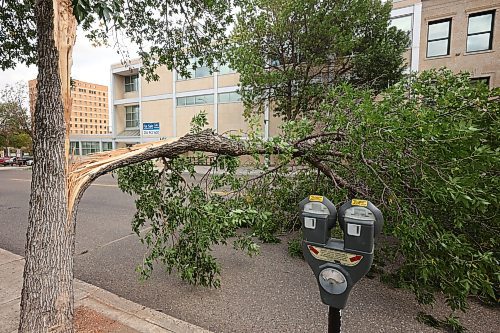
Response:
143,122,160,130
143,122,160,135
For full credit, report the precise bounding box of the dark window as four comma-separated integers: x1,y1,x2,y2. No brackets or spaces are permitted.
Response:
467,11,495,52
427,18,452,57
470,76,490,87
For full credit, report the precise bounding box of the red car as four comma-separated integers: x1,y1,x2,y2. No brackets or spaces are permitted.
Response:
0,156,14,166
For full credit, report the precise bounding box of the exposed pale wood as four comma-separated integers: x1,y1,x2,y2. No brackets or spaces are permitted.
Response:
66,130,365,217
53,0,76,148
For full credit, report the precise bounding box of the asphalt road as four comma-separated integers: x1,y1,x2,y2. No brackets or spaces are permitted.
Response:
1,167,497,333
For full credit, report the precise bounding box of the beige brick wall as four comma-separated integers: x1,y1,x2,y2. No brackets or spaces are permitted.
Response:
176,76,213,92
29,79,109,135
217,102,248,135
218,73,240,87
141,66,173,97
114,105,127,134
141,100,174,137
176,105,215,136
419,0,500,87
393,0,422,9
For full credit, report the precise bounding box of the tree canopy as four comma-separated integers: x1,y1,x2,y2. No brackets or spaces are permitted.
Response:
229,0,409,120
117,70,499,329
0,83,32,150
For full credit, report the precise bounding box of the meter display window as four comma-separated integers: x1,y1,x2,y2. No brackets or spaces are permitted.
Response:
304,202,329,215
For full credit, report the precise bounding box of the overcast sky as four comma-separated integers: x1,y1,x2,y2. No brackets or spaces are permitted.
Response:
0,28,137,90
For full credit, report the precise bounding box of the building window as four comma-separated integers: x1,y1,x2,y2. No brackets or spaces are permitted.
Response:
125,105,139,128
427,18,452,57
218,92,242,103
176,58,211,80
219,64,236,75
81,142,100,155
470,76,490,88
102,142,113,151
177,94,214,106
70,142,80,155
467,11,495,53
390,15,413,42
124,74,139,92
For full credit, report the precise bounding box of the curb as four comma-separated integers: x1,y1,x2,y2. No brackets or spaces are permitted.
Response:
0,248,211,333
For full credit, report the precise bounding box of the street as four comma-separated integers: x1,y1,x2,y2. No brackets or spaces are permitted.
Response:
0,168,497,333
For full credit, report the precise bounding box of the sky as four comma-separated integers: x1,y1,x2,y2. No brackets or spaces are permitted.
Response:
0,28,137,90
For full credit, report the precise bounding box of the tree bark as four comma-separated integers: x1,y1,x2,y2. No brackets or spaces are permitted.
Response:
17,1,363,331
19,0,76,332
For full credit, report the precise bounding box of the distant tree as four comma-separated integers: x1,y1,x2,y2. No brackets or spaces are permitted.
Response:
229,0,409,120
0,83,32,149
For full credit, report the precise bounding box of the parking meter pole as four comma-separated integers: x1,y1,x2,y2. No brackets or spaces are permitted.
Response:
328,307,341,333
300,196,384,333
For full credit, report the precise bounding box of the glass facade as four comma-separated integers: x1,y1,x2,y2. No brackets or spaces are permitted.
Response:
177,58,211,80
81,142,100,155
219,64,236,75
177,94,214,106
218,92,242,103
102,142,113,151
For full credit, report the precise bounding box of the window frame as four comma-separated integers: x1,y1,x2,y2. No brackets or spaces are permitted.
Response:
125,105,140,129
426,18,452,58
102,142,113,152
466,10,495,53
390,14,413,44
176,58,212,80
124,74,139,92
81,141,100,155
218,92,242,103
470,76,491,88
176,94,214,107
69,142,80,155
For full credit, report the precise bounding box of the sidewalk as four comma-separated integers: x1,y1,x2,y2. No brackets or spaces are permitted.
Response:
0,248,211,333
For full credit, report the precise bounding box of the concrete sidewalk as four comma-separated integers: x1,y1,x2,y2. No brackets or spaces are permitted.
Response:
0,248,210,333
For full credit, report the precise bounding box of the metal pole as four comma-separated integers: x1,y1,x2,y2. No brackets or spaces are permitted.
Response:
328,306,341,333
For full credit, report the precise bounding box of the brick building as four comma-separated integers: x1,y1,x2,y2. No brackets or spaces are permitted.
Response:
28,79,110,135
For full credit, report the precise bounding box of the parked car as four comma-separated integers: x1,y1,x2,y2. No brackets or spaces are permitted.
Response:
3,156,33,166
0,156,13,165
0,156,10,165
26,159,34,166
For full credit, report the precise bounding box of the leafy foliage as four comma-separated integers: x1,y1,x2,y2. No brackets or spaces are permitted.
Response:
73,0,236,80
251,69,499,314
0,0,37,70
229,0,409,120
116,157,263,287
0,83,32,150
117,66,497,328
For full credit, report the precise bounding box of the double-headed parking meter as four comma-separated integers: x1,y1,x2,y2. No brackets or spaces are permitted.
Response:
300,195,383,332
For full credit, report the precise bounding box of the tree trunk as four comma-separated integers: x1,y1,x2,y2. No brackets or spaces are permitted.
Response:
16,1,362,330
19,0,76,332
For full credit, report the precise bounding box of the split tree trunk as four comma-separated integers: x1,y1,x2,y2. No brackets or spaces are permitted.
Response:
19,0,76,332
17,1,361,331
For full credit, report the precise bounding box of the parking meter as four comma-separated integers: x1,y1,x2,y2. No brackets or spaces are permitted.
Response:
300,196,383,332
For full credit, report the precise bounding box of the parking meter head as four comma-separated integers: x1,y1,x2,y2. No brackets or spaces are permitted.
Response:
338,199,383,253
299,195,337,245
